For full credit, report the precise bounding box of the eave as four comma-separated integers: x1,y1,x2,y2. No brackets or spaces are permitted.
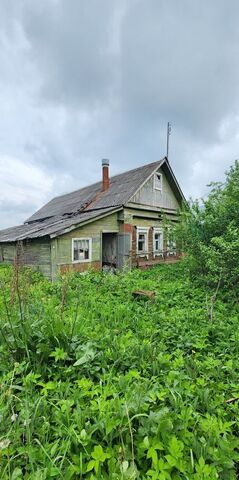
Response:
49,206,123,239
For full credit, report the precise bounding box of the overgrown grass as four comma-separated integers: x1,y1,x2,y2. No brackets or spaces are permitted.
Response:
0,262,239,479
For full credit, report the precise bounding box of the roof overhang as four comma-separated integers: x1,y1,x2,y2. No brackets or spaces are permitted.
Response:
50,206,123,238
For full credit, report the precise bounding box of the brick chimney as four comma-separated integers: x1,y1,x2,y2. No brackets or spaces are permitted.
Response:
102,159,110,191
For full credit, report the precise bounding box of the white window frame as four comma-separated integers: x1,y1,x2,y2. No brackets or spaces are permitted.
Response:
153,228,164,257
154,172,162,191
72,238,92,263
136,227,149,257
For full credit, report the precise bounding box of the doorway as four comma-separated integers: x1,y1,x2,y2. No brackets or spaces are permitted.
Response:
102,233,117,269
102,232,131,271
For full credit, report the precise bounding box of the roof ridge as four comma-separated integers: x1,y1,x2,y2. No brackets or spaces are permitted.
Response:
25,158,166,223
48,158,165,200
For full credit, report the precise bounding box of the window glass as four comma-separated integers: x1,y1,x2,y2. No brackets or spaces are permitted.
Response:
137,228,148,253
154,173,162,190
154,233,161,251
73,239,90,261
138,233,146,252
154,229,163,252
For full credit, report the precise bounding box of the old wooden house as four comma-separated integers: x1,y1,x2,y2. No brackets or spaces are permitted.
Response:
0,158,185,279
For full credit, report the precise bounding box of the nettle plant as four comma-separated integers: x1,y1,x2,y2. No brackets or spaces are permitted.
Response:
0,262,239,478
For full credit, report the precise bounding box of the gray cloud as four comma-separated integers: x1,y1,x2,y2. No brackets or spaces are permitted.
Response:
0,0,239,229
21,0,117,108
119,0,239,137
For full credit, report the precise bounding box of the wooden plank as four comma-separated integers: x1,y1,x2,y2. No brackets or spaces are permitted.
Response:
132,290,155,300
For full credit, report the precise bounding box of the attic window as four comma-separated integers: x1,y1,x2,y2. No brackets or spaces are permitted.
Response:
154,173,162,191
72,238,92,263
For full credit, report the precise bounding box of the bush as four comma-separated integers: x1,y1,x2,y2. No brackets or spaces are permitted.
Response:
0,264,239,478
176,160,239,293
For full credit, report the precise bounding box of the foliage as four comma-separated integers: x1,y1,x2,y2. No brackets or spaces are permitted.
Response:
0,263,239,478
175,160,239,292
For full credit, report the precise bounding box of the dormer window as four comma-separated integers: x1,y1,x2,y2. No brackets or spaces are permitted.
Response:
154,173,162,191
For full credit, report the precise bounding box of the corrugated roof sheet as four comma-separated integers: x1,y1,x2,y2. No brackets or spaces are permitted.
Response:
0,157,185,244
26,159,164,222
0,207,119,242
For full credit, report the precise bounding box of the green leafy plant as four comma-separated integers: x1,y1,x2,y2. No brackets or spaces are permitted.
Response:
0,262,238,478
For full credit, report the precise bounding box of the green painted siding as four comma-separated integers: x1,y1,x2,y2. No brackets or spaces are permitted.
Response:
0,204,179,280
52,212,119,277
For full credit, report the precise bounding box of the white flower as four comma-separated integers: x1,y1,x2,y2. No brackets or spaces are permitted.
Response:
23,419,31,427
0,439,10,450
11,413,18,422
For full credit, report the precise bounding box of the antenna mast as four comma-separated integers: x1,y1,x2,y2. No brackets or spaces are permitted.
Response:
166,122,171,159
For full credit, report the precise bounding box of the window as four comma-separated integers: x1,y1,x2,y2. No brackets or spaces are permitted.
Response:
137,227,149,254
72,238,92,263
154,228,163,253
167,235,177,256
138,233,146,252
154,173,162,191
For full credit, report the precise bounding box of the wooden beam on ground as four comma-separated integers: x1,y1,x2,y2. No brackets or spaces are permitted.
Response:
132,290,155,300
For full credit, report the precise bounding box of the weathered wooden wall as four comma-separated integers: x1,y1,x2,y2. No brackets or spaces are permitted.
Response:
53,206,178,277
130,167,180,210
21,239,52,278
120,207,179,266
0,196,179,280
52,212,119,278
121,207,178,228
0,243,16,263
0,239,52,279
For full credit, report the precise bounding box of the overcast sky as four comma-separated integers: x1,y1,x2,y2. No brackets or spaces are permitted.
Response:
1,0,239,228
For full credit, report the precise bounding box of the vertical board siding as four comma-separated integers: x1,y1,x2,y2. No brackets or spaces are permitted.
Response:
21,239,52,278
0,239,52,278
0,243,16,263
51,238,58,281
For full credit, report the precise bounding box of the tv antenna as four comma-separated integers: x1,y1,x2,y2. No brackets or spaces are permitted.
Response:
166,122,172,159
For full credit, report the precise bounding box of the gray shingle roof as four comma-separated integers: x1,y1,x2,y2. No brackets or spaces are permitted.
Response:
26,159,165,223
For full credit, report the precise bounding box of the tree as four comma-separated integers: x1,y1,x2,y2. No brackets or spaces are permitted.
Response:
175,161,239,291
